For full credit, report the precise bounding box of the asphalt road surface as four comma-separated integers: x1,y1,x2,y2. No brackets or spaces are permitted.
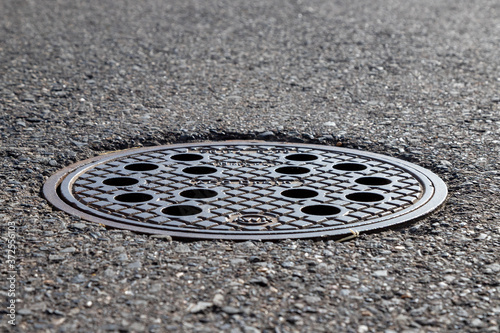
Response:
1,0,499,332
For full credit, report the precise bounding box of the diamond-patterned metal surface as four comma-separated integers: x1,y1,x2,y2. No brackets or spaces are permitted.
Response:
44,141,447,240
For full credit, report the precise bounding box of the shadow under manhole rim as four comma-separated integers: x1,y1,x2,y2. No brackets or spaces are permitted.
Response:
43,141,448,241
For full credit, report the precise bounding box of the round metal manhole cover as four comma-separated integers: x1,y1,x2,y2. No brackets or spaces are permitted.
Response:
44,141,447,240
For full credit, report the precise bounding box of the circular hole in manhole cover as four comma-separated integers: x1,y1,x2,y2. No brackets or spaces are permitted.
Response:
285,153,318,161
355,177,392,186
301,205,341,216
180,189,218,199
333,163,368,171
162,205,203,216
281,189,318,199
103,177,139,186
346,192,385,202
275,166,310,175
115,193,154,203
44,141,448,241
125,163,159,171
183,166,218,175
171,153,203,161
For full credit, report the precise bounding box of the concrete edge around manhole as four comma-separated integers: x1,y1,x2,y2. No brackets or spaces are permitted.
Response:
43,140,448,241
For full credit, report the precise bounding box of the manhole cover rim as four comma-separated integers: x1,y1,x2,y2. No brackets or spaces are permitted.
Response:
43,141,448,240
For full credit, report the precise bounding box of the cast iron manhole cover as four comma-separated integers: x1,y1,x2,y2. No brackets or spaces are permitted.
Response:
44,141,447,240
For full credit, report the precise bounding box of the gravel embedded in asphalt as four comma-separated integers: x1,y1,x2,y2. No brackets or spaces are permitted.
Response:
1,0,499,332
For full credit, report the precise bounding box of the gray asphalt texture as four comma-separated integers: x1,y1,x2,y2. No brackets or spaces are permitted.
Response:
1,0,499,332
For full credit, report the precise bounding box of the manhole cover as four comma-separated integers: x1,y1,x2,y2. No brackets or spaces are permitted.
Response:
44,141,447,240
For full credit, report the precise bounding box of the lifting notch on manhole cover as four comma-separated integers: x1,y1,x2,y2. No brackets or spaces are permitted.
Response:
43,141,447,241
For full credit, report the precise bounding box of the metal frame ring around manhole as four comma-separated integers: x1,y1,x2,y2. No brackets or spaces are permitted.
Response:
43,141,448,240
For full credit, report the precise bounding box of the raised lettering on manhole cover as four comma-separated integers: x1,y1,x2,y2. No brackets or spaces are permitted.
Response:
44,141,447,240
